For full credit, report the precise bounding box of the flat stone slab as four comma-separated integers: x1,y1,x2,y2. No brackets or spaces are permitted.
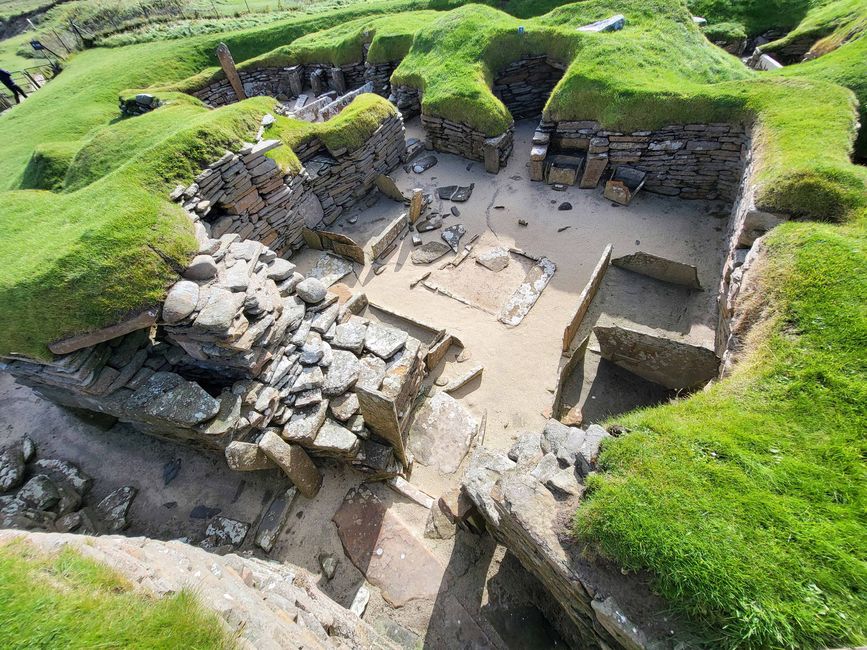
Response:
255,487,297,553
441,224,466,253
409,392,479,474
497,257,557,327
612,251,702,290
364,323,408,359
333,486,445,607
308,253,353,288
475,246,510,272
411,241,451,265
322,350,359,396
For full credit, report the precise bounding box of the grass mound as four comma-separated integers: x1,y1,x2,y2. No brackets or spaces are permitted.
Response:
575,210,867,648
0,539,234,648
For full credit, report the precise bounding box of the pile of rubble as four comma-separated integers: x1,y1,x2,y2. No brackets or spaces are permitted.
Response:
119,92,160,117
0,437,136,535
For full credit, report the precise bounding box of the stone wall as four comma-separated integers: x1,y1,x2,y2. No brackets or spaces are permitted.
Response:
297,113,406,225
179,111,405,254
180,139,319,257
2,530,397,650
462,423,697,649
421,114,514,172
364,61,398,97
193,62,366,108
391,84,421,119
492,55,565,121
537,119,749,200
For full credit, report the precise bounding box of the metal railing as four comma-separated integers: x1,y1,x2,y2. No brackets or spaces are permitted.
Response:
0,63,60,111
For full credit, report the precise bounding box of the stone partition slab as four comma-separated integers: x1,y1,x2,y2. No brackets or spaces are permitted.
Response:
540,119,749,201
594,325,720,390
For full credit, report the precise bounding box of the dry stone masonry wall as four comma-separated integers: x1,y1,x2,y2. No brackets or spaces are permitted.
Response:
537,119,749,201
492,55,565,121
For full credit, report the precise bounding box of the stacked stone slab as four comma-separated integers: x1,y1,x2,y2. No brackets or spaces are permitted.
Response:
535,119,748,200
391,84,421,119
298,113,406,224
462,422,697,649
177,139,320,256
193,63,366,108
421,114,514,172
364,61,398,97
492,56,565,120
119,93,160,117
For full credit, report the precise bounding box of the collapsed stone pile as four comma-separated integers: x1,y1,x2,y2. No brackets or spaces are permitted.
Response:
0,437,137,535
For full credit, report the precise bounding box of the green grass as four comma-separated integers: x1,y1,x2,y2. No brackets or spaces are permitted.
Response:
0,539,235,648
575,210,867,649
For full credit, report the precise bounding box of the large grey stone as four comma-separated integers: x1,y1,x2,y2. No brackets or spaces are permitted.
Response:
266,258,296,282
256,487,297,553
0,445,25,492
356,355,386,391
282,401,328,445
32,459,92,496
329,392,359,422
162,281,199,324
300,331,325,366
312,420,360,457
194,288,246,334
322,351,359,396
364,323,408,359
126,372,220,426
411,241,450,265
296,278,327,304
16,475,60,511
258,430,322,498
409,393,478,474
461,448,515,526
183,254,218,281
225,441,277,471
332,317,367,354
96,486,137,532
507,431,543,468
204,516,250,548
576,424,611,477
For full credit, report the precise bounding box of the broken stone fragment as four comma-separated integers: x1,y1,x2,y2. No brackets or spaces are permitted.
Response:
322,351,359,396
424,501,457,540
204,516,250,548
364,323,408,359
300,331,325,365
96,486,138,532
332,317,367,355
194,287,246,334
409,393,479,475
32,458,92,496
442,364,483,394
225,440,277,471
258,430,322,498
312,419,360,457
16,475,60,511
329,392,359,422
183,254,218,281
319,553,338,580
126,372,221,427
266,258,296,282
416,215,443,233
441,224,467,253
282,401,328,446
296,277,327,304
462,449,516,527
0,445,25,492
475,247,510,272
350,585,370,617
256,486,297,553
508,432,543,468
411,240,450,264
162,280,200,324
356,355,386,392
576,424,611,477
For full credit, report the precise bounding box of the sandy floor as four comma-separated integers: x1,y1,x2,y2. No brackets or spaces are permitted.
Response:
0,117,728,649
292,117,728,455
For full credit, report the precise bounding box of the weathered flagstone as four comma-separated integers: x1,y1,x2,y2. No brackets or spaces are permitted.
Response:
364,323,408,359
333,485,445,607
409,392,479,474
322,350,359,396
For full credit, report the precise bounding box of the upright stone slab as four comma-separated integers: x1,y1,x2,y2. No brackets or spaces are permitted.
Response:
258,430,322,498
215,43,246,102
579,152,608,189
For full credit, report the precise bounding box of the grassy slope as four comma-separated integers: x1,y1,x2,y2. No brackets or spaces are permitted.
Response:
0,1,437,359
576,210,867,649
0,539,234,648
